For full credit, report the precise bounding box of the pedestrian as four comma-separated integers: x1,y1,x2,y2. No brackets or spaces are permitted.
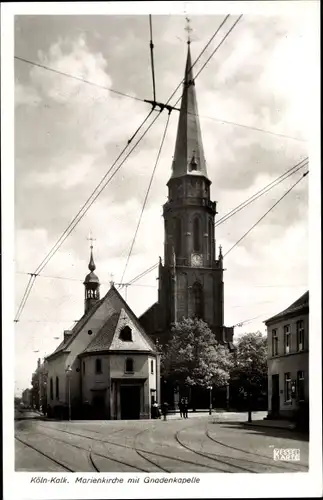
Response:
161,402,169,421
179,398,184,418
152,401,160,419
183,398,189,419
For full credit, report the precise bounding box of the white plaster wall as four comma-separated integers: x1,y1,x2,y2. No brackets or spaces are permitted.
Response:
109,354,148,378
82,355,110,404
46,354,69,405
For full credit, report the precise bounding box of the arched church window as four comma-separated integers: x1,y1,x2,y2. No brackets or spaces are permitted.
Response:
208,219,213,260
174,218,182,256
193,217,201,252
192,282,204,319
119,326,132,342
50,378,53,401
55,376,59,400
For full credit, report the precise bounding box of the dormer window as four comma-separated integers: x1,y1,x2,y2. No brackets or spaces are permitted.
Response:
119,326,132,342
190,155,197,171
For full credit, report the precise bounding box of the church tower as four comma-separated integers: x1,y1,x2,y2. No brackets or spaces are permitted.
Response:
83,243,100,314
140,43,232,344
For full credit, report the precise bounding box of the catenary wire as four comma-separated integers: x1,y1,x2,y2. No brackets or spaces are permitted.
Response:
14,16,235,321
172,15,243,109
120,112,171,284
14,108,155,322
223,171,309,258
14,55,145,103
214,158,308,227
15,32,305,143
127,160,309,284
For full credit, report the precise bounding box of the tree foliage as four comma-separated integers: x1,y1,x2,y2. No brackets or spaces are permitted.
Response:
161,318,233,389
231,331,267,393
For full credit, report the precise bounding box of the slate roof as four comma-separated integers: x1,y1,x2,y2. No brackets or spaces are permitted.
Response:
46,285,156,360
264,291,309,325
170,43,208,181
46,297,105,359
81,312,120,353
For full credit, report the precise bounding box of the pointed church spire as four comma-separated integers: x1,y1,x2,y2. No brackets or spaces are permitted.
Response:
84,234,100,314
170,42,208,180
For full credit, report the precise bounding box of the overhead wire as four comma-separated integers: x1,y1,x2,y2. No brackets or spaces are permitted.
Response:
120,112,172,284
214,157,309,228
127,159,309,285
14,108,155,322
172,15,243,109
223,170,309,258
15,14,236,321
14,55,145,103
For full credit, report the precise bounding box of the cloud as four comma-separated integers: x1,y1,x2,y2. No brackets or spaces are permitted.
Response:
14,14,311,394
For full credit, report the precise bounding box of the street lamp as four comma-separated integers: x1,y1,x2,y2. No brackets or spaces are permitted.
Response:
65,365,72,421
207,386,213,415
246,357,252,423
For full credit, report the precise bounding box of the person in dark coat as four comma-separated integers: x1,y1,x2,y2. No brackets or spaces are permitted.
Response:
179,398,185,418
183,398,189,418
161,402,169,421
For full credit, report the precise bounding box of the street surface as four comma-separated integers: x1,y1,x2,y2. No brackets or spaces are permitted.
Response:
15,412,309,473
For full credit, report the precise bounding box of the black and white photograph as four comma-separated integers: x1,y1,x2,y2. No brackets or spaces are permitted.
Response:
2,1,322,499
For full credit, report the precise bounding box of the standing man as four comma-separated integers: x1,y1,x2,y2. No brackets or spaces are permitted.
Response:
179,398,185,418
183,398,189,419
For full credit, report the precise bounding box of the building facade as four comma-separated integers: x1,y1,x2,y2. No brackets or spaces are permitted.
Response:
265,291,309,421
45,249,160,420
140,42,233,346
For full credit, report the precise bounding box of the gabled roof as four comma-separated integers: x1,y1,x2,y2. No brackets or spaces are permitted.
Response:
264,291,309,325
46,285,156,360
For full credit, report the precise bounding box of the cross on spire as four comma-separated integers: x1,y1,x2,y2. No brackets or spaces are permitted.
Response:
185,16,193,44
87,231,96,250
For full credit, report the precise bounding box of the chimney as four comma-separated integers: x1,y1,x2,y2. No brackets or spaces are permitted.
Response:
64,330,72,343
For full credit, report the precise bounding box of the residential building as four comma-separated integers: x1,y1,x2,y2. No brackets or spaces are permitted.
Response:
45,247,160,420
21,388,32,408
265,291,309,421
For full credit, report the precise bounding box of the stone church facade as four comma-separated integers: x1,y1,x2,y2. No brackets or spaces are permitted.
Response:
140,43,233,346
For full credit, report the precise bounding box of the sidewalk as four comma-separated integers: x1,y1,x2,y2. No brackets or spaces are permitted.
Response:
244,419,296,430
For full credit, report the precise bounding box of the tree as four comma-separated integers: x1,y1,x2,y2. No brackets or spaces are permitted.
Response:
231,332,268,408
161,318,233,390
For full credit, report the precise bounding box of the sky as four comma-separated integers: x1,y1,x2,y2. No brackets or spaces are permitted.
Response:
13,9,313,395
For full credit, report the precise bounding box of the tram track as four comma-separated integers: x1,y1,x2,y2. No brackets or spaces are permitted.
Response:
25,429,149,473
175,427,257,473
205,429,308,471
15,435,76,472
37,423,225,472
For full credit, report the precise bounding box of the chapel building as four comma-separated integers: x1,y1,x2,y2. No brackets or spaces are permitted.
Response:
45,247,160,420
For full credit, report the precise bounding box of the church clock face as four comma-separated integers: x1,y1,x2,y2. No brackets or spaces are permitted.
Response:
191,253,203,267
